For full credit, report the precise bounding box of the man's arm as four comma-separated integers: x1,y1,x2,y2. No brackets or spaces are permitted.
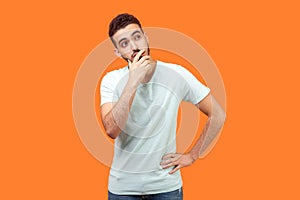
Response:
160,94,226,174
101,50,152,139
101,82,138,139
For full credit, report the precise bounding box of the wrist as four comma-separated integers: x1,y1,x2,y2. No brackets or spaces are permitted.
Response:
126,78,140,90
188,150,199,163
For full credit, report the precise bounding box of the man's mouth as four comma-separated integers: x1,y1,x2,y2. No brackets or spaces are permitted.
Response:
132,52,138,59
131,50,144,61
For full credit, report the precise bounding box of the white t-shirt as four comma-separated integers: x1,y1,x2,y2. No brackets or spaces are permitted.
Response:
100,60,210,195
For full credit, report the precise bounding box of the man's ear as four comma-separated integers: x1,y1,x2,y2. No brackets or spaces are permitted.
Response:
114,48,121,57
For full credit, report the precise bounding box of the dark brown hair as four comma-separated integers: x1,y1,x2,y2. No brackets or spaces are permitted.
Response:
108,13,142,45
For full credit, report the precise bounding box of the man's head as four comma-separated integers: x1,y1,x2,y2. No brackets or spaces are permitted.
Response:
109,13,150,62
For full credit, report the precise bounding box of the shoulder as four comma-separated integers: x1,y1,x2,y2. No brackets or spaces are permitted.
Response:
157,60,182,70
101,66,128,84
156,60,194,79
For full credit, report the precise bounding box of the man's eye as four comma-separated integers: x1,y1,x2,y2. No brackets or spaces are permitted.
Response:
121,42,128,47
134,34,141,40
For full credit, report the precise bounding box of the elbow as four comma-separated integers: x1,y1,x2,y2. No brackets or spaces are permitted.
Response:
104,125,120,139
102,115,121,139
217,111,226,130
107,131,118,139
220,109,226,124
211,107,226,126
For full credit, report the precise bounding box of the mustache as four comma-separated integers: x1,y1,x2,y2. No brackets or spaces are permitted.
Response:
131,49,142,60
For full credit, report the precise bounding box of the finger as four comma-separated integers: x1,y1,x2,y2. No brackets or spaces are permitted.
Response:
137,55,150,65
169,164,181,174
133,49,145,63
161,161,176,169
162,154,182,162
160,159,172,166
144,62,152,69
160,159,179,169
169,165,181,174
140,60,150,68
162,153,176,160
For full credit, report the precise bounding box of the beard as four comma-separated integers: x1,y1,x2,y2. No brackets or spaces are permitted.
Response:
121,47,151,63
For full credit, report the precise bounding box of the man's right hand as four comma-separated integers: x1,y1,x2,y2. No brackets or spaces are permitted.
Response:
101,49,155,139
128,49,152,85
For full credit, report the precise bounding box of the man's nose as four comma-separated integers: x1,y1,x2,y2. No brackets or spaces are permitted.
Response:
129,40,138,50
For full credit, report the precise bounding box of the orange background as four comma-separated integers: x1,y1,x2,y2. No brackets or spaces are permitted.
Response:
1,0,299,199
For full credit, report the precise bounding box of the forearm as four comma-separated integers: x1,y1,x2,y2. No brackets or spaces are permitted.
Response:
189,108,226,161
103,80,138,139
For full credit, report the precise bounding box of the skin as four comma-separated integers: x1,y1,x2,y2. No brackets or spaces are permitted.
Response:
160,95,226,174
101,23,226,175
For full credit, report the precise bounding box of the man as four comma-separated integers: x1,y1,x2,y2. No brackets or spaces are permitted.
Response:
100,13,226,200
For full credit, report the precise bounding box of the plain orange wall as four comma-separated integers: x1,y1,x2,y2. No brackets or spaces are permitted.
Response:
1,0,299,199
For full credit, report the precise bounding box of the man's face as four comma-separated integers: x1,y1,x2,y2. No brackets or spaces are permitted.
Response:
112,23,149,62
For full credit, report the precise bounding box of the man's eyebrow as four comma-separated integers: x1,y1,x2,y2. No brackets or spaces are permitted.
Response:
118,30,142,45
118,38,127,45
131,30,141,36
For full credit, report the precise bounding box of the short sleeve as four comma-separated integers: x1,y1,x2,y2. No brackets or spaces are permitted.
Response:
180,66,210,104
100,73,118,106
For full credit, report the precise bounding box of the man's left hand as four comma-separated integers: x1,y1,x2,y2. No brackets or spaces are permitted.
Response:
160,153,196,174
